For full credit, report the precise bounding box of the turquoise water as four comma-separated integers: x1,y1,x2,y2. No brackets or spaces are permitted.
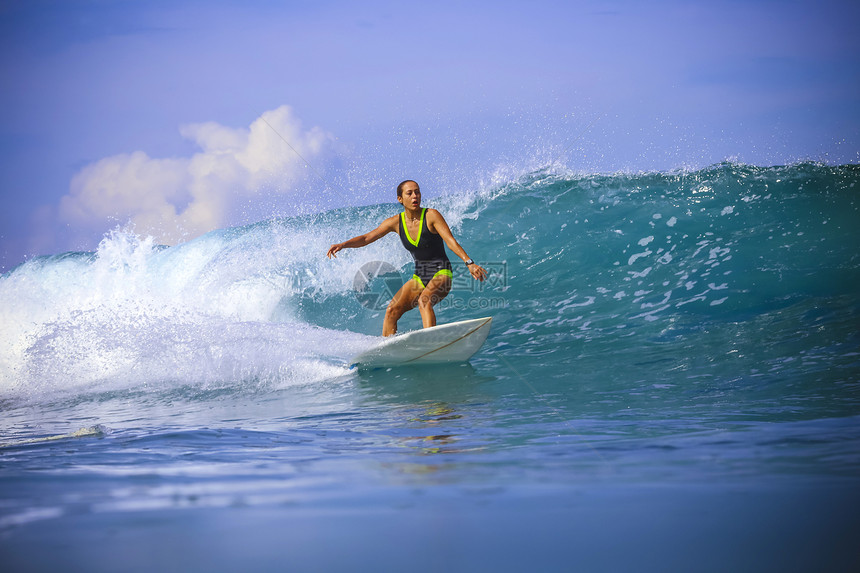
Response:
1,163,859,571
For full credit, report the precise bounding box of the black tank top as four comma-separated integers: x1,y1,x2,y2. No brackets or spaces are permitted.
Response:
398,208,449,262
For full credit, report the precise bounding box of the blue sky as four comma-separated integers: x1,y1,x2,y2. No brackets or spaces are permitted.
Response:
1,0,858,270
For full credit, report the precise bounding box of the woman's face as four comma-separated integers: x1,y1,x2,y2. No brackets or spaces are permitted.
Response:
399,182,421,209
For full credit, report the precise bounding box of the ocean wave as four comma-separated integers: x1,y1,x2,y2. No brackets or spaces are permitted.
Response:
2,162,858,401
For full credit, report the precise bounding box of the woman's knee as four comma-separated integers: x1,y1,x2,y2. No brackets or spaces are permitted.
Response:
385,303,400,319
417,294,430,310
418,291,441,309
386,299,408,319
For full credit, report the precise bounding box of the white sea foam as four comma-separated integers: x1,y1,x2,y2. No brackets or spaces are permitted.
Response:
0,226,376,398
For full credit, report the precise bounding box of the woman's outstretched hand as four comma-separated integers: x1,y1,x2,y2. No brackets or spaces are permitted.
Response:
327,243,343,258
468,262,487,282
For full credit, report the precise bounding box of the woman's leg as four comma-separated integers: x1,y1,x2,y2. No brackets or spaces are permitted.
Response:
417,273,452,328
383,279,422,336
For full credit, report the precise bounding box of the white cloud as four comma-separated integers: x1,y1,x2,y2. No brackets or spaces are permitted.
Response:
58,106,334,244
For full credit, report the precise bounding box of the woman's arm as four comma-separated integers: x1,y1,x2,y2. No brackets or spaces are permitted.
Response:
326,215,399,258
426,209,487,282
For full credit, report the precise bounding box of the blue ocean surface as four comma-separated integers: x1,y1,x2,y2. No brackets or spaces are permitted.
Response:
1,162,859,571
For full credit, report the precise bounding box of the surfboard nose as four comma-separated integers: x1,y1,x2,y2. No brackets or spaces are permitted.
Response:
350,317,492,369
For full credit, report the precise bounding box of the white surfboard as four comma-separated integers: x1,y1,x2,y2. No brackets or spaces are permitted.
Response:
350,317,492,369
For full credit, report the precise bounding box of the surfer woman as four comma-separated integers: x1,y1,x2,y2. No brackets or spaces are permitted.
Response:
327,180,487,336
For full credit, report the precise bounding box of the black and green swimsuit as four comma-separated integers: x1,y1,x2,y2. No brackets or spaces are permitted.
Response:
398,208,453,288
